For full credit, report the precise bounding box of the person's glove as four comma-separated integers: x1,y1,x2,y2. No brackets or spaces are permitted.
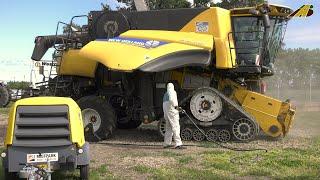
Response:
175,106,183,112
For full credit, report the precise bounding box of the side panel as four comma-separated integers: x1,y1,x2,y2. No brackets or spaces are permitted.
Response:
4,105,16,147
79,38,207,72
180,8,236,69
68,102,86,147
58,50,98,78
121,30,214,50
234,90,295,137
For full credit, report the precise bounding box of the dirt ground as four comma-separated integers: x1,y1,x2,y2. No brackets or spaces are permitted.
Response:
0,109,319,179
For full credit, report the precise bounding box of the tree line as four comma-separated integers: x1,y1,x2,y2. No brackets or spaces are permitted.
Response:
104,0,264,10
266,48,320,89
7,81,31,90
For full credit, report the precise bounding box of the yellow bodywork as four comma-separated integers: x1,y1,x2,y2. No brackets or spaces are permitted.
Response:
58,49,97,78
58,7,236,75
180,7,236,68
80,31,212,72
4,97,86,148
234,89,295,137
57,4,292,77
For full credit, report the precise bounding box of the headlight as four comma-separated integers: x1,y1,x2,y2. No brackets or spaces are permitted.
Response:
78,149,83,154
1,152,6,158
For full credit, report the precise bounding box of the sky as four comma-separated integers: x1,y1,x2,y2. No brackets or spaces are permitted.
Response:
0,0,318,82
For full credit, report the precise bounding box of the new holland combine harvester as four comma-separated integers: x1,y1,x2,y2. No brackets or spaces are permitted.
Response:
31,3,295,142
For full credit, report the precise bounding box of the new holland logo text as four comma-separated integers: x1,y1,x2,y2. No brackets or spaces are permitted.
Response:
98,37,167,49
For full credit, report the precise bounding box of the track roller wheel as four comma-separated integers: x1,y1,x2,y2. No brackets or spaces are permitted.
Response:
206,129,218,142
218,129,231,142
232,118,256,141
193,129,206,142
181,128,193,141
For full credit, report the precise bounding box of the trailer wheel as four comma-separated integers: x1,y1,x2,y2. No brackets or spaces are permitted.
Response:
80,165,89,180
78,96,116,140
0,85,10,107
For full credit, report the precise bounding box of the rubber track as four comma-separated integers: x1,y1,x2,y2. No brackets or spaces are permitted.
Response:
179,87,260,135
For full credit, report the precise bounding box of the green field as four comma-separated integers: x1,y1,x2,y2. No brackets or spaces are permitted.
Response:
1,140,320,179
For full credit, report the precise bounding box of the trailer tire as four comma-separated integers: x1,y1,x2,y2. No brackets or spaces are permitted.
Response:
78,96,116,140
80,165,89,180
0,85,10,107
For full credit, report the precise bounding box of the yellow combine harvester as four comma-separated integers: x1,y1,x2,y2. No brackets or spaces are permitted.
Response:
31,3,295,142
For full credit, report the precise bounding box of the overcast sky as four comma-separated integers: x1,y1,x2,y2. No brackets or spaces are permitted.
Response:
0,0,318,82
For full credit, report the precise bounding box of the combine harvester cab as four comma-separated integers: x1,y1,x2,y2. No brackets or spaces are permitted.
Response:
30,3,295,142
1,97,90,179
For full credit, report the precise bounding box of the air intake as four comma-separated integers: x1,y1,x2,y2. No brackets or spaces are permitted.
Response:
13,105,72,147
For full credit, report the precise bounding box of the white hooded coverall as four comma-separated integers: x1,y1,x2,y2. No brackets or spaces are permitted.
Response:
163,83,183,147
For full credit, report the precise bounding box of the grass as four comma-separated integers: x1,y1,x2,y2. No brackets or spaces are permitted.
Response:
0,106,10,115
178,156,194,164
130,139,320,179
10,141,315,179
201,147,320,179
51,164,119,180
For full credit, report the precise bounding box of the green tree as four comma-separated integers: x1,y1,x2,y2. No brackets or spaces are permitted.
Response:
101,3,111,11
148,0,191,9
62,23,82,35
7,81,31,90
211,0,264,9
102,0,191,10
266,48,320,89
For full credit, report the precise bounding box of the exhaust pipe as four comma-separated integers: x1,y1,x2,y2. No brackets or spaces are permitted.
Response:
31,35,65,61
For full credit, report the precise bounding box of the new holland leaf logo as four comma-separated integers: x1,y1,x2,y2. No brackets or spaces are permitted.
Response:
289,5,313,17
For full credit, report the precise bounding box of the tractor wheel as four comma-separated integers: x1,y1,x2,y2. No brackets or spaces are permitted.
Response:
79,165,89,180
78,96,116,141
0,85,10,107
